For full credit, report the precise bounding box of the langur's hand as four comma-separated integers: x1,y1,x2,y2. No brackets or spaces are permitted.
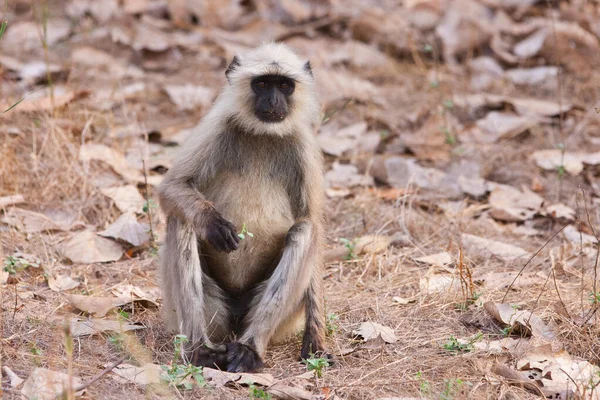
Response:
201,210,240,252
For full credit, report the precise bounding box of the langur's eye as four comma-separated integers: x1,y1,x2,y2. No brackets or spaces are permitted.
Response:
280,82,289,90
256,81,267,89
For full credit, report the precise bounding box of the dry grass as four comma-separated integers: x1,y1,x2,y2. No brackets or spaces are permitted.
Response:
3,3,600,400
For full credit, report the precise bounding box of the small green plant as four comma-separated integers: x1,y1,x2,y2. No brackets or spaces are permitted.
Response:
107,334,125,351
161,334,206,389
442,333,482,354
326,312,339,336
161,363,205,389
501,326,513,337
238,223,254,240
441,126,456,146
3,255,38,275
379,130,390,140
249,384,272,399
302,354,329,378
339,238,357,260
142,199,157,213
117,309,130,320
0,20,7,40
440,378,468,400
589,291,600,305
443,99,454,109
416,371,431,396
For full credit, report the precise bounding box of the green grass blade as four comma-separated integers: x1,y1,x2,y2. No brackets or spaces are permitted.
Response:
0,21,6,40
1,86,42,115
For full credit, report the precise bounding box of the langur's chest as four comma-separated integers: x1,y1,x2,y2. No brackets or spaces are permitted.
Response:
211,132,306,218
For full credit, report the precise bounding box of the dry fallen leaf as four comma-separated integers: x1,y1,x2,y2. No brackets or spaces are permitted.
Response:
353,321,397,344
563,225,598,245
0,194,25,208
414,252,453,266
545,203,575,221
462,233,530,262
100,186,146,214
325,162,374,189
69,317,144,337
484,302,556,341
530,149,600,176
1,208,65,233
488,184,544,222
65,294,131,317
475,111,537,142
2,366,24,388
318,122,368,157
99,212,150,246
79,143,162,186
110,363,162,386
203,368,274,388
111,284,160,304
62,231,124,264
371,157,461,198
355,235,393,254
21,368,83,400
164,84,215,111
48,274,81,292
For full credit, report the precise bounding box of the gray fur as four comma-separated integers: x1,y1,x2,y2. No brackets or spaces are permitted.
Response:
158,43,326,365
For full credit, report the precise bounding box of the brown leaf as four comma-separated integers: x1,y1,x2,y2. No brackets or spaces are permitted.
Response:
203,368,274,388
353,321,397,343
21,368,83,400
462,233,529,261
484,303,555,341
99,213,150,246
355,235,393,254
414,252,453,266
48,275,80,292
1,208,73,233
111,284,160,304
325,162,373,189
61,231,124,264
110,363,162,386
2,366,24,388
475,112,537,142
488,184,544,222
65,294,131,317
100,186,146,214
318,122,368,157
0,194,25,208
79,143,162,186
164,84,215,111
69,317,144,337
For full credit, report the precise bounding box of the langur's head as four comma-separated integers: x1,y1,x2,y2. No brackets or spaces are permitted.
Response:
221,43,320,136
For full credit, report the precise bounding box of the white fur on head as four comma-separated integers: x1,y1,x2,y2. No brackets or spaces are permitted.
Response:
214,42,321,136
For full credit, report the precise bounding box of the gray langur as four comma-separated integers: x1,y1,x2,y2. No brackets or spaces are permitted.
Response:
158,43,328,372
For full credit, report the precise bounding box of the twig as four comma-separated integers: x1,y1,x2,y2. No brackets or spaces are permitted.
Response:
142,159,155,247
276,16,347,41
347,358,407,387
545,0,565,201
73,356,127,393
550,250,570,320
502,224,568,303
581,187,600,322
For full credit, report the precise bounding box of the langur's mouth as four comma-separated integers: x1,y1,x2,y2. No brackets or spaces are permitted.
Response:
256,111,287,123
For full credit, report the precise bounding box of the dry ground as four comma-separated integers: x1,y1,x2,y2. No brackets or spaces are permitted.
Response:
2,1,600,399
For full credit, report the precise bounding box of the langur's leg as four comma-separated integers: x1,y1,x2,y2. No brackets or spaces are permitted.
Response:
162,217,230,368
227,220,318,372
300,272,327,360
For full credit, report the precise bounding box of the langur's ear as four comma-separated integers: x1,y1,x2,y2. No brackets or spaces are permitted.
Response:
225,56,240,83
303,61,313,77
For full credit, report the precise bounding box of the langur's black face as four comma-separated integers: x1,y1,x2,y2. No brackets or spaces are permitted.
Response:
251,75,295,123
